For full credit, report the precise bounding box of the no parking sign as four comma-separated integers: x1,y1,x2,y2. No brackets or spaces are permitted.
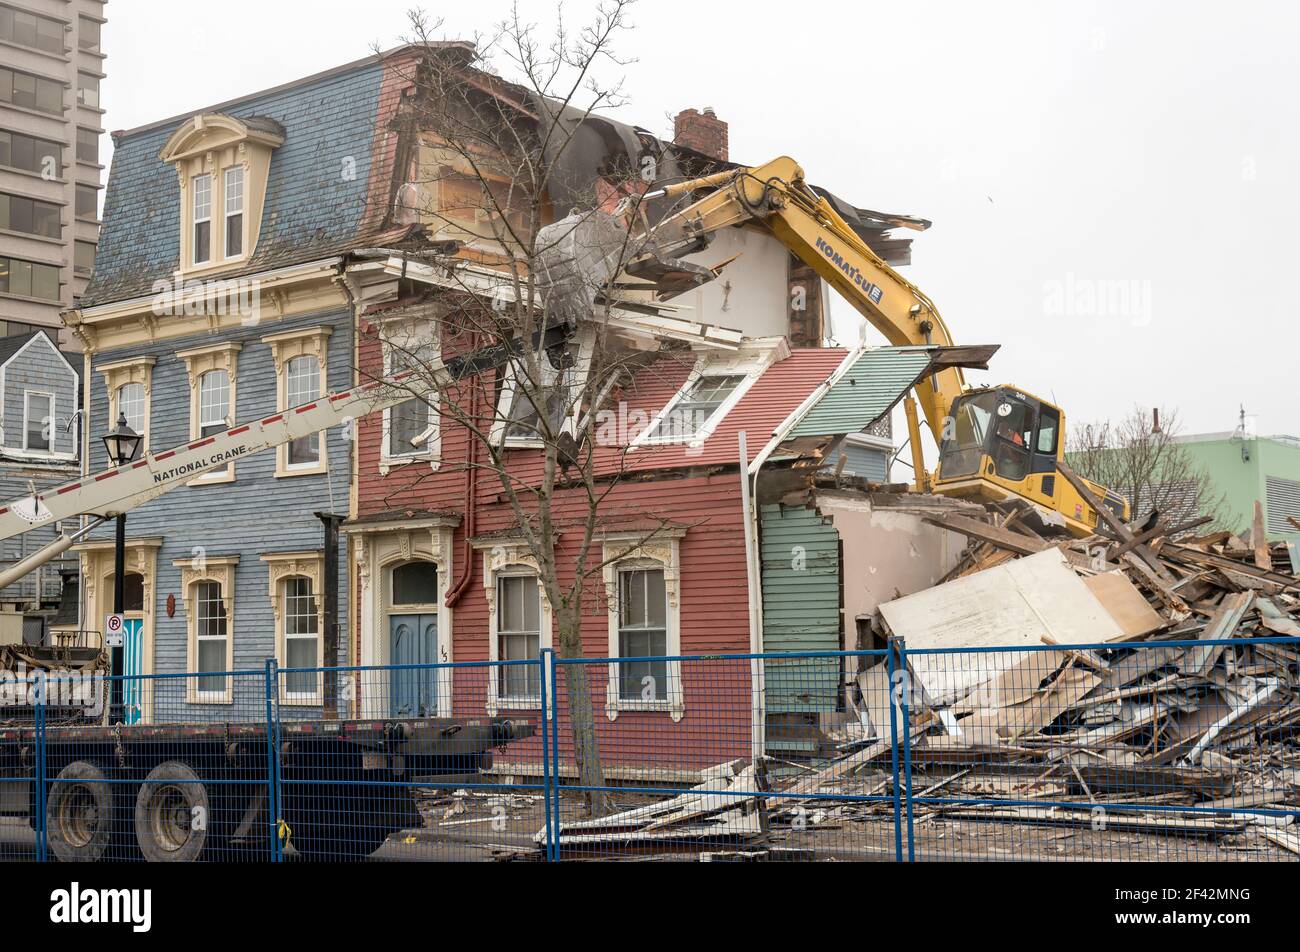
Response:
105,612,125,648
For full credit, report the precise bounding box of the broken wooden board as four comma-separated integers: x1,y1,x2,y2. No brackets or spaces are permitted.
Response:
943,804,1245,836
1084,571,1166,639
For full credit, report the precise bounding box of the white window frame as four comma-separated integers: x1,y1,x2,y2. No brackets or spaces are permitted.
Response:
602,535,684,721
261,551,325,705
116,382,145,434
379,316,440,473
263,326,332,477
223,165,244,259
99,356,156,455
479,543,553,714
177,342,241,485
176,555,238,705
491,326,595,449
21,389,53,454
631,344,783,450
192,173,212,266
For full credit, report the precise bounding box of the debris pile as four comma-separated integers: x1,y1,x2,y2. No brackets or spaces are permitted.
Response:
809,462,1300,852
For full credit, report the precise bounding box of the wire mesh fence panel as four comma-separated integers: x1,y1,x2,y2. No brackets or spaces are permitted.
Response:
899,639,1300,862
272,660,544,862
546,651,900,862
0,668,53,862
38,669,272,863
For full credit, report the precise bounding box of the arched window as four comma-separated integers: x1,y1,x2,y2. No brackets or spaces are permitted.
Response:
194,580,227,697
199,370,230,474
106,572,145,613
285,355,320,467
117,382,145,434
282,576,319,697
391,561,438,605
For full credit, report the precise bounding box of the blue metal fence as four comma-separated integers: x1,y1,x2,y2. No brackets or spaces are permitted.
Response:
1,636,1296,861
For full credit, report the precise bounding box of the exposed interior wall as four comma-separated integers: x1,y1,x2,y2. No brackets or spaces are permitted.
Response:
813,492,967,654
678,229,796,339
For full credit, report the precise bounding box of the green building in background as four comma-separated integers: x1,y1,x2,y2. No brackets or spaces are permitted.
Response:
1177,431,1300,557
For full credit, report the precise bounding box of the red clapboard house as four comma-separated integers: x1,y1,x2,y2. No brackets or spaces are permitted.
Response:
346,318,850,777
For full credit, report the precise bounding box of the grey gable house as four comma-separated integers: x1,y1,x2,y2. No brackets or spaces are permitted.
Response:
0,330,80,644
60,49,430,722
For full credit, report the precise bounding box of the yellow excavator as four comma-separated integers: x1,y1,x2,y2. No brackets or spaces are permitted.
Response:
622,155,1128,536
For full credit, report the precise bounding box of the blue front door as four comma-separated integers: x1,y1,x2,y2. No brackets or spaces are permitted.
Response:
388,613,437,716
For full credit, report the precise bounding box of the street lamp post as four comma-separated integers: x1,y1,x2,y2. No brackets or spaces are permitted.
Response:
101,412,142,721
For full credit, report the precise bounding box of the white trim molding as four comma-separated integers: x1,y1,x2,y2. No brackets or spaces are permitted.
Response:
376,311,440,474
601,530,686,722
475,538,553,715
262,325,332,478
173,554,239,705
631,337,790,450
346,514,458,718
99,355,156,454
177,341,241,485
260,550,325,705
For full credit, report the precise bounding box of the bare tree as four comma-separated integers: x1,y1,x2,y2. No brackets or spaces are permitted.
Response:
1067,406,1230,532
361,3,721,816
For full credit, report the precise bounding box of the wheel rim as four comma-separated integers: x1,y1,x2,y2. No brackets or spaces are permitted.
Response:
58,785,99,848
147,784,194,854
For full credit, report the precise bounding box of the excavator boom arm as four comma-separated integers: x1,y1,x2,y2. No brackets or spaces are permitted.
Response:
642,156,965,439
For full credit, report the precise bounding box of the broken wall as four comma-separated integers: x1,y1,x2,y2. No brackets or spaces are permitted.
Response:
678,228,812,340
812,491,968,652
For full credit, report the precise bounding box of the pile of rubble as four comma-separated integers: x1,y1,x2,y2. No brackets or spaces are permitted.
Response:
533,465,1300,858
805,463,1300,851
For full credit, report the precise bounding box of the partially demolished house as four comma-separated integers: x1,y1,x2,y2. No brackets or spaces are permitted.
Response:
337,47,984,773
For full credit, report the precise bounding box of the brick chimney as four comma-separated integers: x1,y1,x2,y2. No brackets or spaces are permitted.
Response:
673,107,728,162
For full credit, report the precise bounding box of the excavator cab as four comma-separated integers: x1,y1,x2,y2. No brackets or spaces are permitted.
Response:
935,386,1129,534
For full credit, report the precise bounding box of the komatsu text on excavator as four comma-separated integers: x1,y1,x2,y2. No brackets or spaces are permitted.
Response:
621,156,1129,536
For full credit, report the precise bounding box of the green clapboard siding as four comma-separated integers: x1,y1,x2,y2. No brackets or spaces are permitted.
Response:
788,346,934,439
760,504,841,721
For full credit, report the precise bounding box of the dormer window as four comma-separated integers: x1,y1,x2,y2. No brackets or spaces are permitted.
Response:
160,113,284,275
224,167,244,258
192,174,212,265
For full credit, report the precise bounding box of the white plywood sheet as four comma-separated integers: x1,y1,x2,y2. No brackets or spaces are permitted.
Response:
878,549,1122,703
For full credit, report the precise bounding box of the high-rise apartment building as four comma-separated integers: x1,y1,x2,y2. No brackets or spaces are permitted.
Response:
0,0,105,346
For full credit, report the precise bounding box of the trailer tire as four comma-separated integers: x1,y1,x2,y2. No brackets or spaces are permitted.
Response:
134,761,218,862
47,760,116,862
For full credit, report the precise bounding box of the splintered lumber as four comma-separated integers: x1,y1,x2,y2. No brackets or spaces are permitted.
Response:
921,512,1093,570
1254,502,1271,570
1109,519,1170,561
1120,552,1191,615
945,804,1246,837
785,738,893,796
1184,592,1254,675
1185,679,1284,765
922,512,1050,557
1057,461,1176,579
1260,828,1300,855
1097,646,1184,692
535,759,767,849
1162,543,1300,592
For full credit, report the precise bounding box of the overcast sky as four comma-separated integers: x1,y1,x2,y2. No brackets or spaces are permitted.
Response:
103,0,1298,441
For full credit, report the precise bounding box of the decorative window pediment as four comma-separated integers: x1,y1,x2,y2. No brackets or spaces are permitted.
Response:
99,356,156,453
263,326,332,477
160,113,284,276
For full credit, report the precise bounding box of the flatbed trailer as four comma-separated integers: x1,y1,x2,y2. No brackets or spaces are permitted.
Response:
0,714,533,861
